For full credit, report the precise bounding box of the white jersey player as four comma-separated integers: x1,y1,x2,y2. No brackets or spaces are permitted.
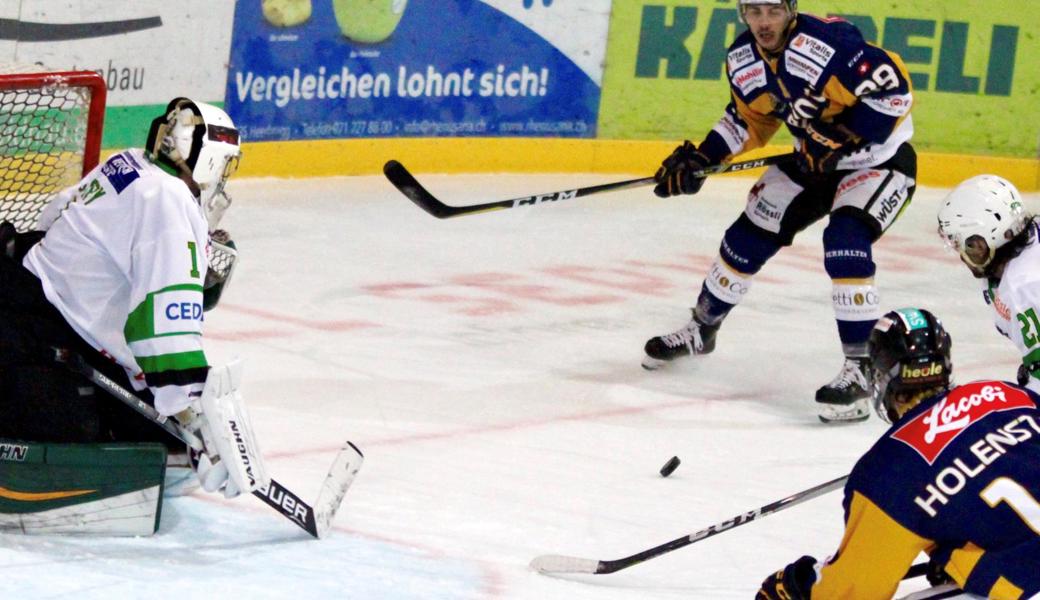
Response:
25,99,240,417
937,175,1040,392
0,98,269,507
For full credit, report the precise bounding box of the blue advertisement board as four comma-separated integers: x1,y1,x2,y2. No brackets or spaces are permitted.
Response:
226,0,605,141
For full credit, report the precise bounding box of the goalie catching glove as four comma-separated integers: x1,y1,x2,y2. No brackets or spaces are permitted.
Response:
174,360,269,498
653,140,713,198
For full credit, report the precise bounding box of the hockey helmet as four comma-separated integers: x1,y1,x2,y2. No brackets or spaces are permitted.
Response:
146,98,242,226
738,0,798,24
868,308,952,423
937,175,1029,277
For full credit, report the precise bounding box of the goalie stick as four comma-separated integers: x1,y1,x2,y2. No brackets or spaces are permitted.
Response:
384,153,795,219
65,354,363,539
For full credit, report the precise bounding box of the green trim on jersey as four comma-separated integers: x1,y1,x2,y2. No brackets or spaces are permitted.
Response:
1023,347,1040,366
124,283,204,343
136,350,208,374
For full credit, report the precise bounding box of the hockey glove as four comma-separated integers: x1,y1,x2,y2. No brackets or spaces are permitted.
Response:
756,555,818,600
797,120,863,174
653,140,712,198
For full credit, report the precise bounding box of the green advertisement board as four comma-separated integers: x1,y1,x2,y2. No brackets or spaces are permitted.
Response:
599,0,1040,157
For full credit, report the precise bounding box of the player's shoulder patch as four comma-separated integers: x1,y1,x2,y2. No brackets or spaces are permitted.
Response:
788,32,836,67
731,60,768,96
890,381,1036,465
100,152,142,193
727,43,756,73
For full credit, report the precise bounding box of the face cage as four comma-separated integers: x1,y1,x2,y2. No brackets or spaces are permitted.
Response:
871,363,897,423
938,226,994,271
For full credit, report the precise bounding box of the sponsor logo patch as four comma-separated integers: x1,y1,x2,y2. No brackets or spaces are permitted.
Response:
892,381,1036,464
154,289,204,335
790,33,835,66
101,155,140,193
727,44,756,72
836,170,882,197
863,94,913,117
785,52,823,86
732,61,768,96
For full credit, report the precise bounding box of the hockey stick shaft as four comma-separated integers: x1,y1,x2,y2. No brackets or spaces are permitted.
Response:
385,153,795,219
530,474,847,575
66,354,360,539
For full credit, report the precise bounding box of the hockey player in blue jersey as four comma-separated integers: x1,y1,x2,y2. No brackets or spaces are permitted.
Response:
757,307,1040,599
643,0,917,423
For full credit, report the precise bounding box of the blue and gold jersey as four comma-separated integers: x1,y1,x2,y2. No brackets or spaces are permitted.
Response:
812,381,1040,599
700,14,913,172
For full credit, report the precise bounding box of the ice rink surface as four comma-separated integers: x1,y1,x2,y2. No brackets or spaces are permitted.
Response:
3,170,1034,599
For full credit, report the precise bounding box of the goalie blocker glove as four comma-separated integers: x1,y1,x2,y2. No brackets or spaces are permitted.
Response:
175,360,269,498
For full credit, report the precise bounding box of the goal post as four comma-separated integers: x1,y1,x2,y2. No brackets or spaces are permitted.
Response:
0,68,107,231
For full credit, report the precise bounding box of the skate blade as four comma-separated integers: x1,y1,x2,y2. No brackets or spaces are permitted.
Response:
817,402,870,424
641,356,666,370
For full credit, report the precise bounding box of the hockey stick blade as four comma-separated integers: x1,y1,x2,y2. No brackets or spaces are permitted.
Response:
315,442,365,538
530,475,847,575
64,353,363,540
385,154,794,220
254,442,363,539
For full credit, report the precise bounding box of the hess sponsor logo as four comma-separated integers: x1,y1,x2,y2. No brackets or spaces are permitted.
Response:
165,302,203,320
837,170,881,196
892,381,1036,464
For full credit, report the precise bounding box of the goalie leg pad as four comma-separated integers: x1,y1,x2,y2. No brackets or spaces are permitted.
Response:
0,440,166,535
196,360,270,497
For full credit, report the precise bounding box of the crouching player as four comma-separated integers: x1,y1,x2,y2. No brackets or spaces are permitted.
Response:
0,98,266,536
757,308,1040,599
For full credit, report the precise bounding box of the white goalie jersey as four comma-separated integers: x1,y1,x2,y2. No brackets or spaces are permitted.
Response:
24,148,211,416
981,221,1040,392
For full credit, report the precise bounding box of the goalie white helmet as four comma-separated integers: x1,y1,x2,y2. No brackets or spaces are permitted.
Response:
738,0,798,24
146,98,242,226
937,175,1029,276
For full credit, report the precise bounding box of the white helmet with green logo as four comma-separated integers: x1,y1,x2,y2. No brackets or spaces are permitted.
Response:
738,0,798,24
937,174,1030,275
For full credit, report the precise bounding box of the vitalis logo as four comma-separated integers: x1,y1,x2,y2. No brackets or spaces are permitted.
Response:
892,381,1036,464
0,16,161,42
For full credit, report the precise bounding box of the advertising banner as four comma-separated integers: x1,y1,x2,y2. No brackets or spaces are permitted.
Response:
599,0,1040,157
227,0,611,141
0,1,235,148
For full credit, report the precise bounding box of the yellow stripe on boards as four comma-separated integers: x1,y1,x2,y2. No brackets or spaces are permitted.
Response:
101,139,1038,191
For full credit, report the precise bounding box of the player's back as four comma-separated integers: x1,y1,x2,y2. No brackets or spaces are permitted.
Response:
853,380,1040,596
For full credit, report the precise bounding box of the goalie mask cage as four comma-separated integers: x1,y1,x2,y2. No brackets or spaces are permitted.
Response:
0,67,106,231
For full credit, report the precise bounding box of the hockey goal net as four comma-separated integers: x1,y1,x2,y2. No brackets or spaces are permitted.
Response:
0,66,106,231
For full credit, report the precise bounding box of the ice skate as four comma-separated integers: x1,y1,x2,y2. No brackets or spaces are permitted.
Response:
816,357,871,423
642,312,719,370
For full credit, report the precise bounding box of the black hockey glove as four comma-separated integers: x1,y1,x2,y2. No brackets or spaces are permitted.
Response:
797,120,863,174
756,555,818,600
653,140,712,198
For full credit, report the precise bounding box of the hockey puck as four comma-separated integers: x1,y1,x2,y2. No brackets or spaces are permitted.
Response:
659,456,681,477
